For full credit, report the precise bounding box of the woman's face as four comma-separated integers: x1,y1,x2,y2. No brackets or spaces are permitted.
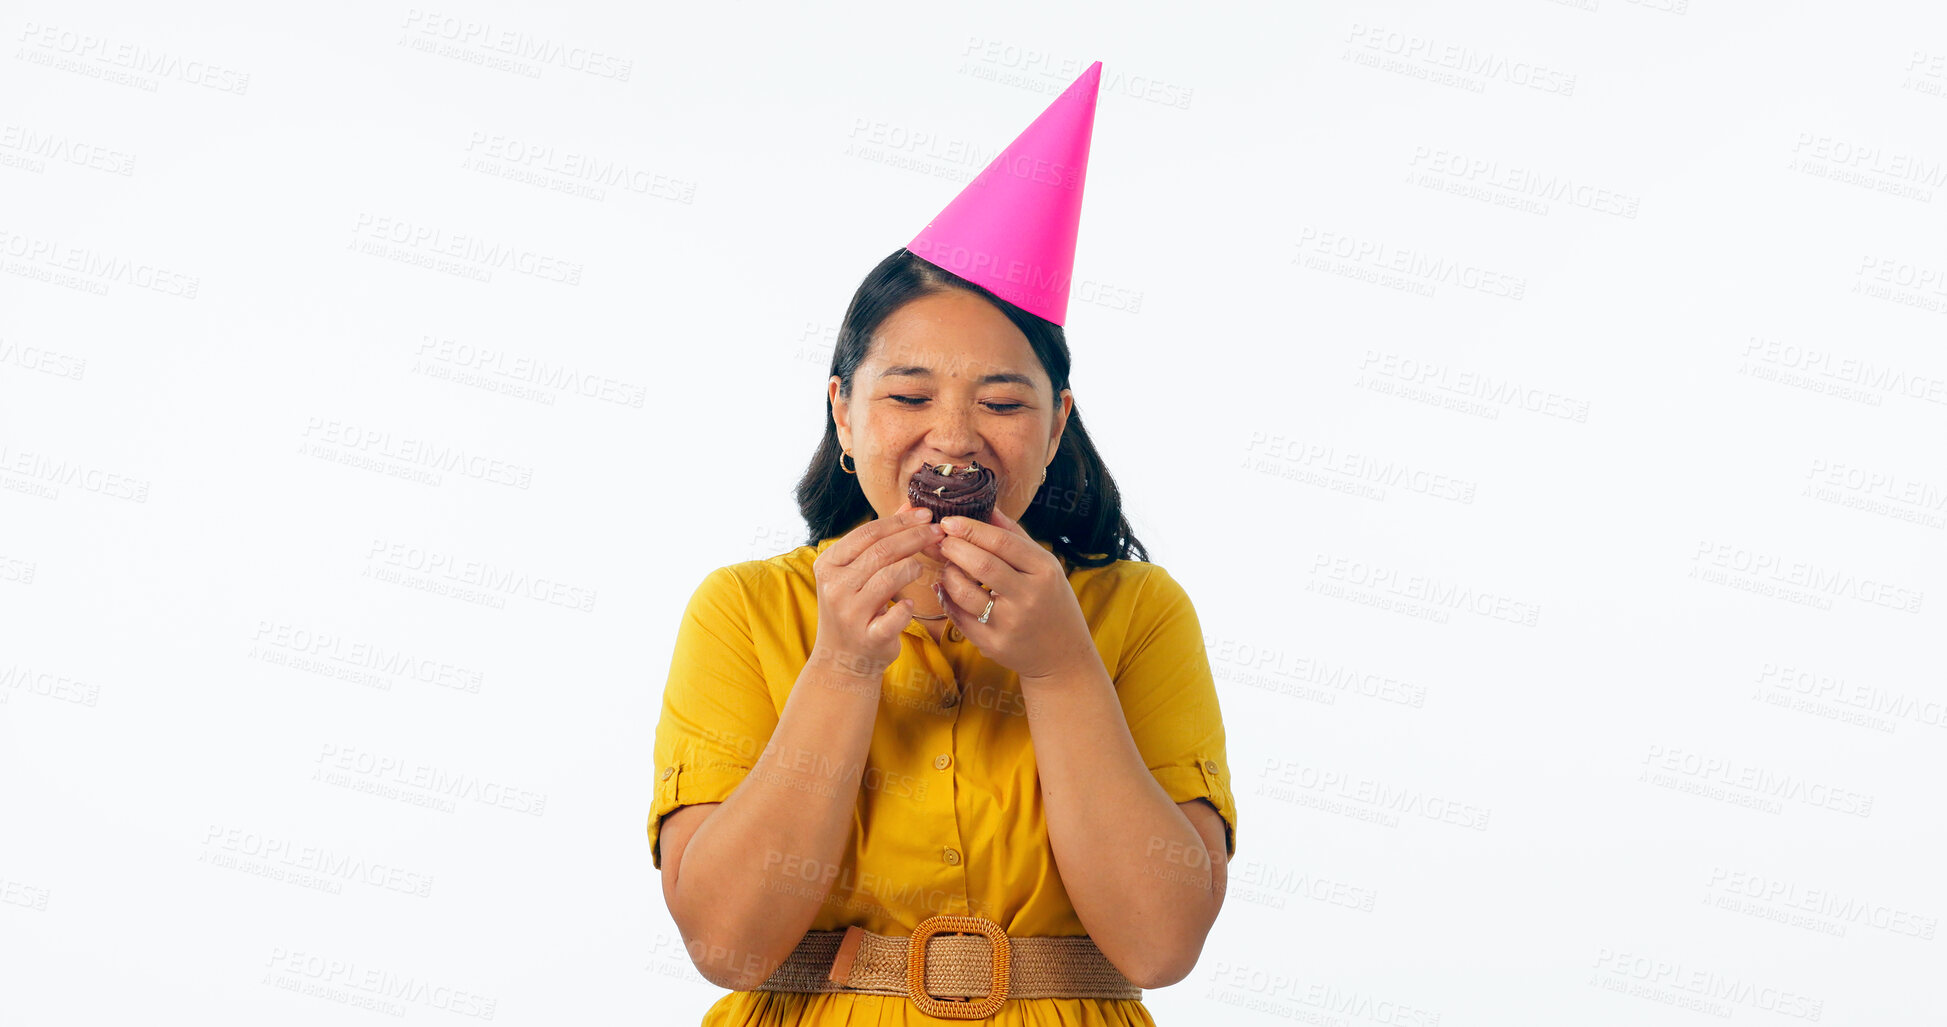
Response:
829,289,1072,529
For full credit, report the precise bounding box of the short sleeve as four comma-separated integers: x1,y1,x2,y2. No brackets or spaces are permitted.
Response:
649,565,780,869
1114,564,1237,858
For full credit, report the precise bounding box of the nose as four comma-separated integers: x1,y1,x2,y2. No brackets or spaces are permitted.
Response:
924,403,981,460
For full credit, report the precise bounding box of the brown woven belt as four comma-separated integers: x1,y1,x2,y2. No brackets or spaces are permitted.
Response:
752,915,1141,1019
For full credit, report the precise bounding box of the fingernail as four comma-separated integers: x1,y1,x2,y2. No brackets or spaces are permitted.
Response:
941,518,962,534
905,507,933,523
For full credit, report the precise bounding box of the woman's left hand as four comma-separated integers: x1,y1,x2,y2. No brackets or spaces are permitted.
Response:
933,506,1098,683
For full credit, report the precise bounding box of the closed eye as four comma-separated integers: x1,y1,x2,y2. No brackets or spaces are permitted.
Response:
889,396,1024,412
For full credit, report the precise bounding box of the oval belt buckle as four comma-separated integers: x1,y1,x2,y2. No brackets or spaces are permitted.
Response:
907,914,1011,1019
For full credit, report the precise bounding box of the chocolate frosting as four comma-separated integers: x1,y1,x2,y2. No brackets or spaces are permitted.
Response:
907,460,999,513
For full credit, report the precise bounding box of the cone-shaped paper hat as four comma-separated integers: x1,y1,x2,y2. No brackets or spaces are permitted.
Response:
907,61,1102,326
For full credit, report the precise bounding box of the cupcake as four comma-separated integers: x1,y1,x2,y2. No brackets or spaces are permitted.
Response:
907,460,1000,523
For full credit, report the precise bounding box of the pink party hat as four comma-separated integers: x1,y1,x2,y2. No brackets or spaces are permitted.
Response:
907,61,1103,326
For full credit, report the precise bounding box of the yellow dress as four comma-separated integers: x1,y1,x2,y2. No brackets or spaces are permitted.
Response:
650,527,1238,1026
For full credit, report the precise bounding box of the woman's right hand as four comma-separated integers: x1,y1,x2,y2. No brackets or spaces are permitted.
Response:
809,501,943,679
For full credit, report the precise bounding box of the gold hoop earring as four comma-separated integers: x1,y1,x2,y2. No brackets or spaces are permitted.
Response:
839,449,857,475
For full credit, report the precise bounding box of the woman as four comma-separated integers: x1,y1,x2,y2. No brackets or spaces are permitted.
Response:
649,249,1237,1026
651,61,1235,1025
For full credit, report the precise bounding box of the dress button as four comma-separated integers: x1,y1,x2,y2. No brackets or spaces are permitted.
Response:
943,847,961,866
940,691,959,708
660,767,674,780
1204,760,1219,774
934,753,953,771
946,626,963,643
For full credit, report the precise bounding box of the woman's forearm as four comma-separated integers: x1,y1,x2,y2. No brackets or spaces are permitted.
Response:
667,648,884,988
1020,658,1220,988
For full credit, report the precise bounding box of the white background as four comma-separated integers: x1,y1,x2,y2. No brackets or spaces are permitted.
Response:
3,1,1943,1024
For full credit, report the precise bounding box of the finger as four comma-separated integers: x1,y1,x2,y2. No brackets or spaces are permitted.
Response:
823,500,932,568
938,534,1019,593
939,514,1035,573
988,505,1033,539
938,562,988,614
869,596,915,642
932,577,966,623
844,522,941,591
918,511,948,561
859,551,927,609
